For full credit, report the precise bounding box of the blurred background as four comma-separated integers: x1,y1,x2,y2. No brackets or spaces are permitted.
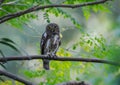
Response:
0,0,120,85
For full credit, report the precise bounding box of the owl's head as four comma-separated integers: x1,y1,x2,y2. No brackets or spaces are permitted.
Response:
46,23,60,34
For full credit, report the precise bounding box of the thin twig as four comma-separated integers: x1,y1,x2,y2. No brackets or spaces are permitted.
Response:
0,70,34,85
0,0,110,24
0,55,119,66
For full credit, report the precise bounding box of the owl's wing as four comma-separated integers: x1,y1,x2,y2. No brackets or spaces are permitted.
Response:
40,32,50,70
59,36,61,46
40,32,47,54
52,34,61,54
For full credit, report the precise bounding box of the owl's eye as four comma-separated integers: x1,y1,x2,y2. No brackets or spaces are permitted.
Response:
48,26,51,30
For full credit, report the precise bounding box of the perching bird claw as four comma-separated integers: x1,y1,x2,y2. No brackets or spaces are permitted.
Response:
47,53,57,59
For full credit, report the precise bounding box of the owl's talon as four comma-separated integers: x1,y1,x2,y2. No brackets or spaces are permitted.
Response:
47,53,57,58
52,54,57,58
51,54,57,58
46,53,51,58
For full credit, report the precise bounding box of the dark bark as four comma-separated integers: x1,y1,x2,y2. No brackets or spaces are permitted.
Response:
0,70,34,85
56,81,90,85
0,55,119,66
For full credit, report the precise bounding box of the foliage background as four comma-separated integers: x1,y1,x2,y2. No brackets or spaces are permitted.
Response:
0,0,120,85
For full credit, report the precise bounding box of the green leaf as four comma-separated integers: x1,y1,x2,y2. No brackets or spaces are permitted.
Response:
0,50,6,69
73,45,76,50
0,63,6,69
44,12,50,23
0,50,5,58
92,5,99,13
82,7,91,20
1,38,16,44
87,40,90,44
23,70,45,78
0,77,4,82
90,41,93,46
0,41,20,52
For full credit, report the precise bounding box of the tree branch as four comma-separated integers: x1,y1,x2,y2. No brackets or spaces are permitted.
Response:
57,81,90,85
0,54,119,85
0,0,110,24
0,70,34,85
0,55,119,66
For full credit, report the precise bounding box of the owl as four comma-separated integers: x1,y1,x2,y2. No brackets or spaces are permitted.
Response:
40,23,61,70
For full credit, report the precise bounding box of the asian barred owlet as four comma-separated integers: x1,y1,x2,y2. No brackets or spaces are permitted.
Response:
40,23,61,70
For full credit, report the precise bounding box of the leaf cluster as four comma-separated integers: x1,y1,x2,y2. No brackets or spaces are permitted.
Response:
0,0,110,29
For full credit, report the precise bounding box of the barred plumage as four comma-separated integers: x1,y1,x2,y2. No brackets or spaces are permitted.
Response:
40,23,61,70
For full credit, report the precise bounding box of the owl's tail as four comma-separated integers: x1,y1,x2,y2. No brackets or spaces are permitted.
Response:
43,59,50,70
